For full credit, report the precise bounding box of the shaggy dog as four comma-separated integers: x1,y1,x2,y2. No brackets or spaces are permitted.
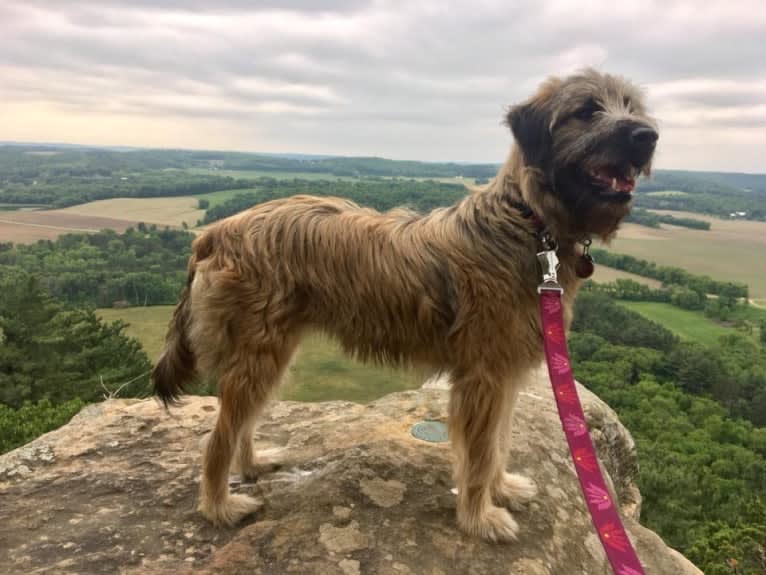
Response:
153,68,657,541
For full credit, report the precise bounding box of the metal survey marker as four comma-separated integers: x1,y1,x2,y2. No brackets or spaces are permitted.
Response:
410,421,449,443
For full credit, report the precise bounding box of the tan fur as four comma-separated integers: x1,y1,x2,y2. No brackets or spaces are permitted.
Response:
153,69,657,540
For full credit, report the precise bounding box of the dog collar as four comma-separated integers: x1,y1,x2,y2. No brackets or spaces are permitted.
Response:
508,199,554,248
509,199,595,279
509,199,546,235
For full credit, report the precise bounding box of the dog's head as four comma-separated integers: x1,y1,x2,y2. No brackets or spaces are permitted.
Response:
507,69,658,239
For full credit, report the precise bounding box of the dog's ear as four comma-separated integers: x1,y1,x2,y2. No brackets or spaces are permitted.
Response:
506,102,553,169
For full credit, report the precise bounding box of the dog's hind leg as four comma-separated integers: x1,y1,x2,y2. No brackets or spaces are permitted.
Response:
236,337,299,481
198,338,298,526
449,370,520,542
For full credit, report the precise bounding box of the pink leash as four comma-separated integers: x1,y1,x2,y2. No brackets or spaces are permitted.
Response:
538,249,645,575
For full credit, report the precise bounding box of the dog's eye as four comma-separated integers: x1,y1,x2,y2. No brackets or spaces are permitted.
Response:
573,99,601,121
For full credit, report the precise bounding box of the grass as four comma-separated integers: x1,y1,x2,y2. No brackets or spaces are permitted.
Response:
616,301,736,346
281,333,423,403
98,306,174,362
96,306,423,403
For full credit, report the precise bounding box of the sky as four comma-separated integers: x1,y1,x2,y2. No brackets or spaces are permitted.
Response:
1,0,765,172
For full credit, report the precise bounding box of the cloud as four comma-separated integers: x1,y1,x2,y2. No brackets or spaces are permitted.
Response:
1,0,765,171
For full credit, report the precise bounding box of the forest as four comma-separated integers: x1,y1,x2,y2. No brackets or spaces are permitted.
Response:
570,293,766,574
0,145,494,207
0,227,192,307
3,144,766,219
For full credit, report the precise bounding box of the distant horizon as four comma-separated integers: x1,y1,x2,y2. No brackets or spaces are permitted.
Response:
3,138,766,177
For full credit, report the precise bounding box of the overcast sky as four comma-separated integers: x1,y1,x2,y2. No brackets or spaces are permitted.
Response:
2,1,765,172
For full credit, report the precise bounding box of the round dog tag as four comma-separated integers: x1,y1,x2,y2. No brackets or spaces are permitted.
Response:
575,254,594,279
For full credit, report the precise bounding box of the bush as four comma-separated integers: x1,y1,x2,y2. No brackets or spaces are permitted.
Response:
0,398,84,454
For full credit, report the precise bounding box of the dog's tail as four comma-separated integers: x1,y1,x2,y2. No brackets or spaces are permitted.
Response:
153,237,212,407
152,283,196,407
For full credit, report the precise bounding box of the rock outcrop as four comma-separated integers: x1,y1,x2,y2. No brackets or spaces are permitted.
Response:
0,368,701,574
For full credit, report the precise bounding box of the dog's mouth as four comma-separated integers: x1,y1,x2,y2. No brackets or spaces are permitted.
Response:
586,165,638,200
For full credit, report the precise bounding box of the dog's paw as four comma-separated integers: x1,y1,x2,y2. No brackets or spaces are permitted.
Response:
238,459,281,482
459,504,519,542
198,493,262,526
492,472,538,509
238,447,284,481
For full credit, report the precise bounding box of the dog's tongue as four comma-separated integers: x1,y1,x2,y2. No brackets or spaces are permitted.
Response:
614,177,635,193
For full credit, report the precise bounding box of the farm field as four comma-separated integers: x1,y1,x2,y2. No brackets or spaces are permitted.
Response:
605,213,766,299
97,306,423,403
60,197,204,228
189,168,476,186
590,265,662,288
0,209,138,244
188,168,357,181
616,301,738,346
644,190,688,197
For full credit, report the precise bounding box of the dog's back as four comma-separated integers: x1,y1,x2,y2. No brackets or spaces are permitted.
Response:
158,195,460,384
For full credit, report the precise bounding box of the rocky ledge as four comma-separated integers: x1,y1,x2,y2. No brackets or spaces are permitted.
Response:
0,368,700,574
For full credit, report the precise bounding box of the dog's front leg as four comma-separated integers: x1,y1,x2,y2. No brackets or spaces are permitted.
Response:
448,372,521,542
491,374,538,509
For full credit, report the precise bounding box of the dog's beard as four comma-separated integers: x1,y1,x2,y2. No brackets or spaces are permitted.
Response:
552,162,638,238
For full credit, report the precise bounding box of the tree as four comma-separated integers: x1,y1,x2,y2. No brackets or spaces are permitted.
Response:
0,268,152,408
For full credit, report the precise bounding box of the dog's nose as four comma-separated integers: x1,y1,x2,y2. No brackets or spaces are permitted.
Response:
630,127,658,147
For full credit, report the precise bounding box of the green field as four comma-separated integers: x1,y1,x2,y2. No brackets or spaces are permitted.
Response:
97,306,422,403
195,187,260,207
98,306,174,362
616,301,736,346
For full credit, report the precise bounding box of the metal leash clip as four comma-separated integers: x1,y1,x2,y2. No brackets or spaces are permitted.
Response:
537,249,563,293
537,231,563,294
